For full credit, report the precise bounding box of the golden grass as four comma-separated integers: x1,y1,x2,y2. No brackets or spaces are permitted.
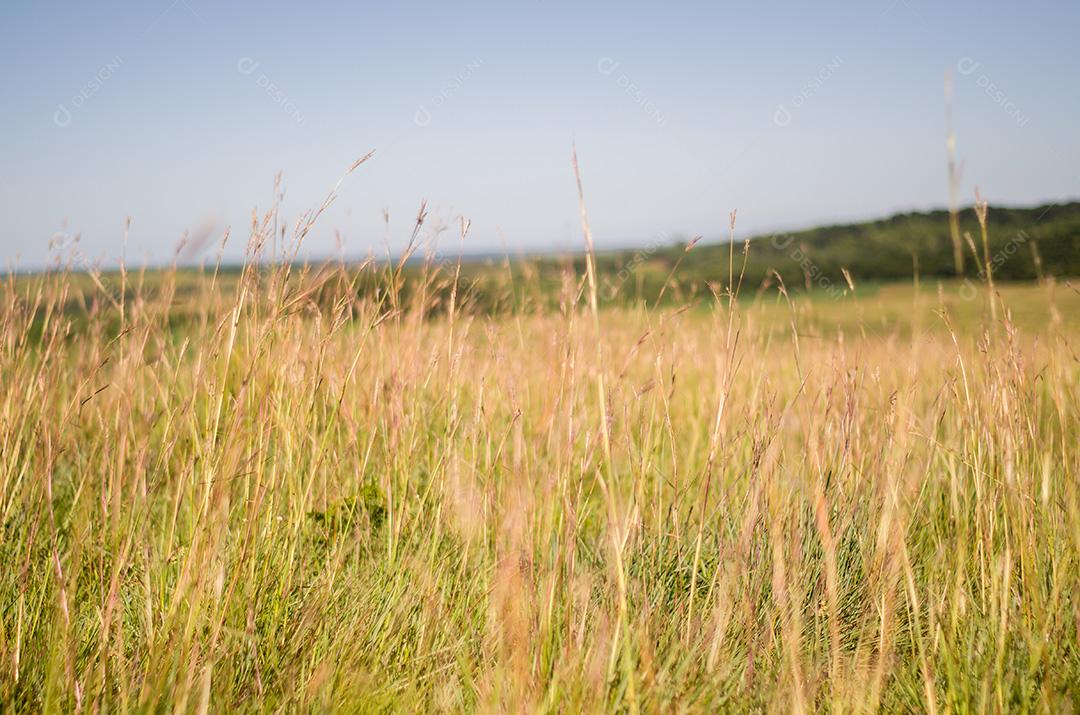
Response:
1,166,1079,711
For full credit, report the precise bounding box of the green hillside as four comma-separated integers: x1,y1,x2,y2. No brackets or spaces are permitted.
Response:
423,201,1079,311
672,202,1080,293
29,201,1080,322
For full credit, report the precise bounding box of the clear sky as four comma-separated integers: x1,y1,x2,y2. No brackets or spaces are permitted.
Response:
2,0,1077,268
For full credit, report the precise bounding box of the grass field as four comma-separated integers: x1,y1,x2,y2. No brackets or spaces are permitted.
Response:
2,191,1079,711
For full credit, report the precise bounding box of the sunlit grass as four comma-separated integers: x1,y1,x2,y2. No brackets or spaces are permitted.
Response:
2,178,1078,711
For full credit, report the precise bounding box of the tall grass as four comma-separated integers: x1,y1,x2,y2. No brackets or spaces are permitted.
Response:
1,160,1078,712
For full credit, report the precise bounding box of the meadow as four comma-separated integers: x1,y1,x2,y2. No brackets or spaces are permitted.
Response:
2,173,1079,712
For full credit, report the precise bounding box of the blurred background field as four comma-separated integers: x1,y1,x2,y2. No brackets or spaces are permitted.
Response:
3,210,1079,709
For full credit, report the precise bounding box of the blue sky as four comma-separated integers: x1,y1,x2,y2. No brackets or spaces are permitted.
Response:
2,0,1077,267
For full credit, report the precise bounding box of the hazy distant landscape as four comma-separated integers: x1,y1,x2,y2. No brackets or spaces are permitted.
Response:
446,200,1080,310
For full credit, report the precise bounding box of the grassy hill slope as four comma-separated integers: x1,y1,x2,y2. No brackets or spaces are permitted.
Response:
592,201,1080,301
